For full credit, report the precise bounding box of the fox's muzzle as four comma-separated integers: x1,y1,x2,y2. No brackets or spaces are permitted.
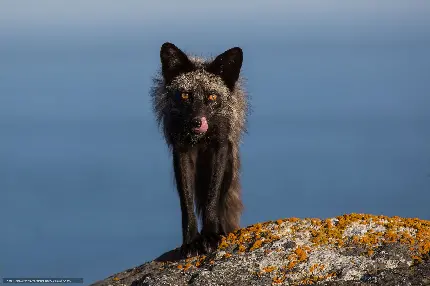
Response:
191,117,208,134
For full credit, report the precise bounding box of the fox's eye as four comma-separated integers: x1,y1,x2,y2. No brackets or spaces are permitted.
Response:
181,92,189,100
208,94,217,101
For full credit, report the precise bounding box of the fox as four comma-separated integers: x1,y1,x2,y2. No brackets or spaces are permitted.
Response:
150,42,249,257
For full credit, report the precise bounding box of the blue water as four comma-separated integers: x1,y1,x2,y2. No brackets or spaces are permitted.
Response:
1,2,430,284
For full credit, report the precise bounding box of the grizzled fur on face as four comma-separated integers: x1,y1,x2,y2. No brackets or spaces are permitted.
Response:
150,42,249,257
150,43,249,148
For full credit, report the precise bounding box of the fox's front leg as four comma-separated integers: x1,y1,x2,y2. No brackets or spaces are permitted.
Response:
172,149,199,257
200,142,228,253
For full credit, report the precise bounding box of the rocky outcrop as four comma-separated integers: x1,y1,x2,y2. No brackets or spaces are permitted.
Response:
90,214,430,286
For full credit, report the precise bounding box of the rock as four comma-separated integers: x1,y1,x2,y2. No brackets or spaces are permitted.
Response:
90,213,430,286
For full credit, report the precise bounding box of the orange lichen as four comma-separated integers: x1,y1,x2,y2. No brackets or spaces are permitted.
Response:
287,260,298,270
183,263,192,271
218,238,229,250
156,214,427,285
223,253,232,259
250,239,263,251
326,218,333,229
384,231,398,243
298,278,315,285
214,220,283,255
264,249,273,255
309,263,322,273
196,213,429,284
304,213,430,262
412,255,423,263
263,265,276,273
310,218,322,226
284,246,310,272
272,275,286,284
294,247,308,262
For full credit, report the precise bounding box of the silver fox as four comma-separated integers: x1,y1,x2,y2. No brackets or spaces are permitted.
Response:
150,42,249,257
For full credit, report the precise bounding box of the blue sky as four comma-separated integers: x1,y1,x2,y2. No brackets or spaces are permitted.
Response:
2,1,429,30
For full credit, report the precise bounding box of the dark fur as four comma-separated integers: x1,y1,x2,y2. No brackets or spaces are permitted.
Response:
150,43,249,257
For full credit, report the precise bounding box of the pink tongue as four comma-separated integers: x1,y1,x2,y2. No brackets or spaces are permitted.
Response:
194,117,208,133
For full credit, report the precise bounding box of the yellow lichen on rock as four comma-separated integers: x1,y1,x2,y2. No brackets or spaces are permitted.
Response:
93,214,430,286
263,265,277,273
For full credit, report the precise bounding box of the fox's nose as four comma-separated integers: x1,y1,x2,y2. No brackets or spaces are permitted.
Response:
191,117,202,128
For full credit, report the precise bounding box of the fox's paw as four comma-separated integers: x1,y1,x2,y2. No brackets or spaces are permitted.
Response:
198,232,222,254
180,233,222,258
180,241,200,258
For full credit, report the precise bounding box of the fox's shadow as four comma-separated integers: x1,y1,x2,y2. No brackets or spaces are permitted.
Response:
155,247,183,262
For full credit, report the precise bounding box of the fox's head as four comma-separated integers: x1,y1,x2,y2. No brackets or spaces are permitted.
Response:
153,42,246,145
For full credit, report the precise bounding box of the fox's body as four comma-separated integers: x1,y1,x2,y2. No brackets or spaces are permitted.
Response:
150,43,249,256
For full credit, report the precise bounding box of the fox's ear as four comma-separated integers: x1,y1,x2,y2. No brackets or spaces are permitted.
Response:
207,47,243,90
160,42,194,84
